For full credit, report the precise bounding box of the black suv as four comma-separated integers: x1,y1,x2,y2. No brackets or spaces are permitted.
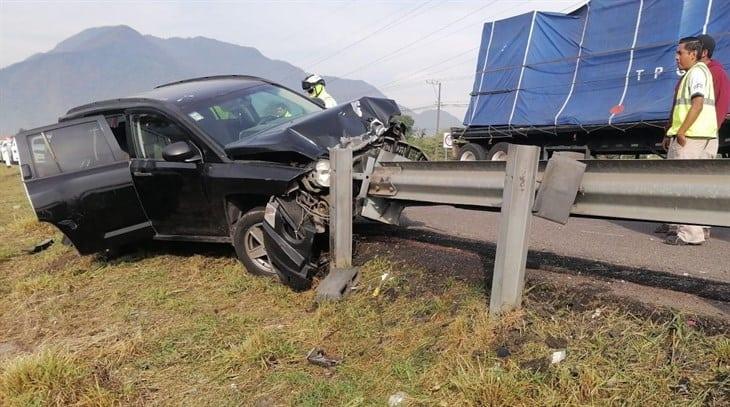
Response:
16,76,425,290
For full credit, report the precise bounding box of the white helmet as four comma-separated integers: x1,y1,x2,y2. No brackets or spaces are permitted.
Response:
302,74,325,93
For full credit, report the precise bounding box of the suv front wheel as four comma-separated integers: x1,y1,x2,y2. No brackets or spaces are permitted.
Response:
232,207,276,277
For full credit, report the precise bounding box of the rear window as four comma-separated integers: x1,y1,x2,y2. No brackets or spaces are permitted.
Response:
28,121,116,178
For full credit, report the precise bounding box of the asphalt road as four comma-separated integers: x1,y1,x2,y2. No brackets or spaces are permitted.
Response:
398,206,730,284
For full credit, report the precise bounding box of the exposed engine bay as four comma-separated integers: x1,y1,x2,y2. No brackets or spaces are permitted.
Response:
262,117,427,290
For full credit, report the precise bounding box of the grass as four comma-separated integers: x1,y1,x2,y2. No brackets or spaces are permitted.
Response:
0,348,116,406
0,165,728,406
405,136,453,161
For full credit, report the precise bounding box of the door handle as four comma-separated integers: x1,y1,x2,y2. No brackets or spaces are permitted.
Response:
133,171,153,177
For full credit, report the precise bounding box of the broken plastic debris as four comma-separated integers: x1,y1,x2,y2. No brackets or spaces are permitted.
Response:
306,347,341,368
591,308,602,319
550,350,567,364
26,238,53,254
671,377,690,395
372,272,391,297
495,346,511,358
387,391,407,407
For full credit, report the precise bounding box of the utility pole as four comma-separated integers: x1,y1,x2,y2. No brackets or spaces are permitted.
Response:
426,80,442,137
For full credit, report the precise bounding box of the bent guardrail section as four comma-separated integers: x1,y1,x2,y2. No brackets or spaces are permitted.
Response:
367,159,730,227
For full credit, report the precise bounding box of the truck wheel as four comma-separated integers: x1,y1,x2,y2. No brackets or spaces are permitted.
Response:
487,142,510,161
458,143,486,161
232,207,276,278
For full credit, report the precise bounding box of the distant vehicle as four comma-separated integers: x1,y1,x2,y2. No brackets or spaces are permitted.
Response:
1,139,10,166
10,137,20,164
0,137,18,166
15,76,424,290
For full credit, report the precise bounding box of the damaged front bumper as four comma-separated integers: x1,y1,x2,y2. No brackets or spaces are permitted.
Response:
262,198,322,291
261,138,427,290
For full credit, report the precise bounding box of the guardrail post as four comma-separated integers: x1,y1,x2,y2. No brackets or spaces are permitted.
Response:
316,146,359,301
489,145,540,316
330,147,353,269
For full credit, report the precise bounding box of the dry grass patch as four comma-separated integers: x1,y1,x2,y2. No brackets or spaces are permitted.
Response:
0,348,118,406
0,165,728,405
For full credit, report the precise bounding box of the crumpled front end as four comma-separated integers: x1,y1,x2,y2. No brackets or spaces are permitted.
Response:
225,97,409,162
260,110,428,290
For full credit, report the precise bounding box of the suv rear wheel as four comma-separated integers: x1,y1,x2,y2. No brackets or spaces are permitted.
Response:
232,207,275,277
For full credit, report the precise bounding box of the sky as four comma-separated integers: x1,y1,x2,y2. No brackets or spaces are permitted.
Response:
0,0,586,118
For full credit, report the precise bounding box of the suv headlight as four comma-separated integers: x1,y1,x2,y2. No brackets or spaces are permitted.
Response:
312,159,331,187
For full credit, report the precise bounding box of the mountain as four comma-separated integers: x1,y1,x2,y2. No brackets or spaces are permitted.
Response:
0,25,388,135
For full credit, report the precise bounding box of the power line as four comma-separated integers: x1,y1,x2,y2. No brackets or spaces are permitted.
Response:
374,1,585,92
343,1,567,97
380,46,479,90
426,79,442,134
304,1,438,71
328,0,500,85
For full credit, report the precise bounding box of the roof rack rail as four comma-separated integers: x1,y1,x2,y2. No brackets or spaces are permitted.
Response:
154,74,271,89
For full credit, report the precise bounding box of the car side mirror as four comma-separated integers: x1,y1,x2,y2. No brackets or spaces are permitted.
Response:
162,141,201,162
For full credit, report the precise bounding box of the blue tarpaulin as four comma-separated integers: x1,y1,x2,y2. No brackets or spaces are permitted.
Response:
464,0,730,128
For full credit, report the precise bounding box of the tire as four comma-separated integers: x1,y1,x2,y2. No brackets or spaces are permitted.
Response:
487,142,510,161
232,207,276,277
458,143,486,161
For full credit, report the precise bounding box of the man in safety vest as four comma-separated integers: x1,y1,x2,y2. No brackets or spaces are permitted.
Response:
656,34,729,238
662,36,719,245
302,74,337,108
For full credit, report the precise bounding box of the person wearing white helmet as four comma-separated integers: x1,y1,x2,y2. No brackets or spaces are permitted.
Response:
302,74,337,108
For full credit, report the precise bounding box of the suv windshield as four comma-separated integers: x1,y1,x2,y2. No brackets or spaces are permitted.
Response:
177,83,322,146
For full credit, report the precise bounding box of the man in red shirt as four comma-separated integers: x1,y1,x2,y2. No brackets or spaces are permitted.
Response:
698,34,728,240
698,34,730,130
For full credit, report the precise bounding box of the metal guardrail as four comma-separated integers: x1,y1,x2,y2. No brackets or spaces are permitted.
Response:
322,145,730,315
367,159,730,227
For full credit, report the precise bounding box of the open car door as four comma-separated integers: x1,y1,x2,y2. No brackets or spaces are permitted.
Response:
15,116,154,254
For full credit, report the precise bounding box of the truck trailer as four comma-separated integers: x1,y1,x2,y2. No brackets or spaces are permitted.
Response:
454,0,730,160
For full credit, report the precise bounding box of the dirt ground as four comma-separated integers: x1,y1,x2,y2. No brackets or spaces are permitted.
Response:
354,228,730,330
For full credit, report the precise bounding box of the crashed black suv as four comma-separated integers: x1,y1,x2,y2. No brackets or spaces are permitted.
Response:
16,76,425,290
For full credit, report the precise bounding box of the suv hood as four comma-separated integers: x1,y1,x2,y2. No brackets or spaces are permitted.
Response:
224,97,401,161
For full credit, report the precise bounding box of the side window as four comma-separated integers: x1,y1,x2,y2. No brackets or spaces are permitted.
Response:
28,121,116,178
28,134,58,178
129,114,189,160
106,114,130,158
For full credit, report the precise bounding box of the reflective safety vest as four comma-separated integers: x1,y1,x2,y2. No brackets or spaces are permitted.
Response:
667,62,718,139
313,85,337,108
